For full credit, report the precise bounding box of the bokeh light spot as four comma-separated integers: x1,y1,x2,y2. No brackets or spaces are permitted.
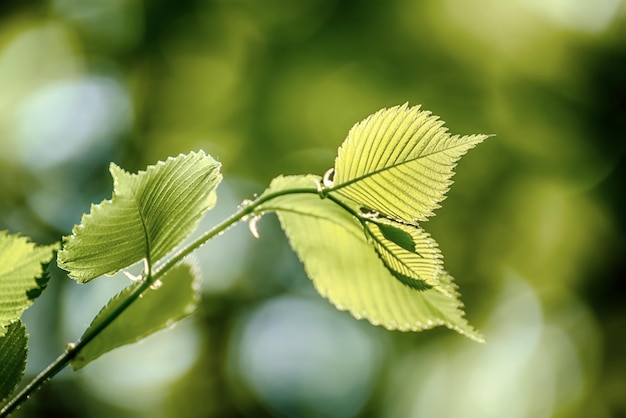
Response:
229,296,381,418
15,76,131,170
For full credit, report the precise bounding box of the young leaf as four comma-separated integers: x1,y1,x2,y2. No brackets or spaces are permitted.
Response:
58,151,222,283
0,231,58,335
0,321,28,405
256,176,483,341
332,103,488,223
70,262,200,370
364,219,445,293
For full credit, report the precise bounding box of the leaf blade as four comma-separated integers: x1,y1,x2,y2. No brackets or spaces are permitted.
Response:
0,231,58,333
0,320,28,405
365,219,445,293
70,262,201,370
333,103,488,223
58,151,222,282
257,176,483,341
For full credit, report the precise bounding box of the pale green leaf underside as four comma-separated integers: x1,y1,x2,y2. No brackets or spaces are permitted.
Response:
0,320,28,405
257,176,483,341
0,231,58,335
71,263,200,370
333,103,488,223
58,151,222,283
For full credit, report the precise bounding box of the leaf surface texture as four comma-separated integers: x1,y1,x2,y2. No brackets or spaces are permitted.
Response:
70,263,200,370
0,320,27,405
364,219,444,292
58,151,222,282
333,103,488,223
0,231,58,334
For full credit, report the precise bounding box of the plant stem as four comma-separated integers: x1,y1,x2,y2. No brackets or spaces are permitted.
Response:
152,187,319,279
0,275,153,418
0,185,319,418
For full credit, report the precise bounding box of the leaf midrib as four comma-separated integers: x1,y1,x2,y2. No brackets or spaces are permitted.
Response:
332,141,467,192
127,190,152,268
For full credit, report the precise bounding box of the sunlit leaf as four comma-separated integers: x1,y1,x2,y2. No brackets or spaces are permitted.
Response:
58,151,222,283
70,263,201,370
0,231,58,335
333,103,489,223
257,176,483,341
0,321,28,405
364,218,445,293
376,222,416,253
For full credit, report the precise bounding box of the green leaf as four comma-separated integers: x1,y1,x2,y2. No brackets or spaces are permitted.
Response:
257,176,484,341
364,219,445,293
0,320,28,405
0,231,58,335
376,222,416,253
70,262,200,370
58,151,222,283
332,103,489,223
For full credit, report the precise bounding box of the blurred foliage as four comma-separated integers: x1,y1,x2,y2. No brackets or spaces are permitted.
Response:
1,0,625,417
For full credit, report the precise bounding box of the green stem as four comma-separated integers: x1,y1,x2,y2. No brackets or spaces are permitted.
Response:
0,186,319,418
0,275,153,417
152,187,319,279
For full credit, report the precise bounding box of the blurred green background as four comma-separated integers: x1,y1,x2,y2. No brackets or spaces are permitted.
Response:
1,0,625,417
